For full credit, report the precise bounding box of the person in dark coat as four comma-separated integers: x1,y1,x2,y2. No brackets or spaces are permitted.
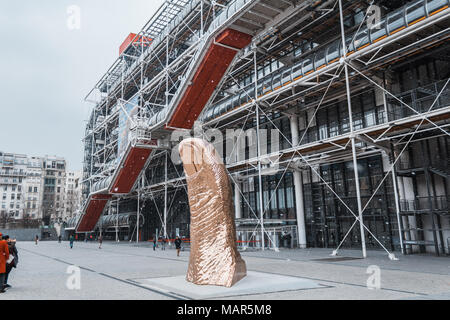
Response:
98,235,103,249
161,237,166,251
3,236,18,289
0,233,9,293
69,235,75,249
35,235,39,245
174,236,182,257
153,237,157,251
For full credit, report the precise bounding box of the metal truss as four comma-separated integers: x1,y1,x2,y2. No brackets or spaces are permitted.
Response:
80,0,450,256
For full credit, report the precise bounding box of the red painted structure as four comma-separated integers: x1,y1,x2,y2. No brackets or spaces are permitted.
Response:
77,29,251,233
76,194,112,233
167,29,252,129
76,147,152,233
110,147,153,194
119,33,153,56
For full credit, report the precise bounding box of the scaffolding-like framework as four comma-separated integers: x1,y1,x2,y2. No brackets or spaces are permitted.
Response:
80,0,450,257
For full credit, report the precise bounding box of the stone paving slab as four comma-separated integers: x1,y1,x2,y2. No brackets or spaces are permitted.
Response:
137,271,326,299
2,241,448,300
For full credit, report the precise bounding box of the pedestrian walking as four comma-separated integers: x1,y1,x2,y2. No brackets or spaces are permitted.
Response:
174,236,182,257
153,237,157,251
98,235,103,249
35,235,39,245
0,233,9,293
161,237,166,251
69,235,75,249
3,236,18,289
58,235,62,243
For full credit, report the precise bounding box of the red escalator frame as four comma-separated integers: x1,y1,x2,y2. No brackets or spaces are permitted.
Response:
77,29,252,232
109,147,153,194
167,28,252,129
76,194,112,233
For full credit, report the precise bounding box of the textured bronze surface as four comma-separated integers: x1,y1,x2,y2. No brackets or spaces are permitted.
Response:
179,138,247,288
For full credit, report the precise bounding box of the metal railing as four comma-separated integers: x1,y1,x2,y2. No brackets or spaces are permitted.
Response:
236,225,298,250
0,170,26,177
398,157,448,172
387,79,450,121
400,195,449,212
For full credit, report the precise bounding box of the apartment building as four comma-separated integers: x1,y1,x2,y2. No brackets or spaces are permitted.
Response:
0,152,27,220
23,157,44,220
63,171,82,222
0,152,69,226
41,156,67,225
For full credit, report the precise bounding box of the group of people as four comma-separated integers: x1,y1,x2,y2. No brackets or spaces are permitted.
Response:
153,236,183,257
67,234,102,249
0,232,18,293
0,232,186,294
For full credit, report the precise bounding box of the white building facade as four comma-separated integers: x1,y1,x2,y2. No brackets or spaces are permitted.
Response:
63,171,82,222
0,151,70,226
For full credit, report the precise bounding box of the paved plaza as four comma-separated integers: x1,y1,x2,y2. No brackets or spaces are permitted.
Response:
1,241,449,300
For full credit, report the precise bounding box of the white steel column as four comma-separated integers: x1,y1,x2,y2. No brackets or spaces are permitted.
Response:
116,199,119,242
290,115,307,248
391,159,405,255
137,182,140,244
339,0,367,258
398,173,413,253
235,136,243,220
235,180,242,219
254,50,265,251
164,151,168,239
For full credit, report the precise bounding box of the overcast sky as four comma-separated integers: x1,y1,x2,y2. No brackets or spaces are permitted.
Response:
0,0,165,172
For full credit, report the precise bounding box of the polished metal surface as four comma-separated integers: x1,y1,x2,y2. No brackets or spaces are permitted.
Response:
179,138,247,287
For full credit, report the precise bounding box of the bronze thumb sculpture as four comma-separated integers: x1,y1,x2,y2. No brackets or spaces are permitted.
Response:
179,138,247,287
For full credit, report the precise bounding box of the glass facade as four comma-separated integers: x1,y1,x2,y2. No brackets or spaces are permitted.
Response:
304,156,398,250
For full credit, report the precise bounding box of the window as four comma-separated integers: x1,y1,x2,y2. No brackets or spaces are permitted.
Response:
34,187,38,193
29,186,32,193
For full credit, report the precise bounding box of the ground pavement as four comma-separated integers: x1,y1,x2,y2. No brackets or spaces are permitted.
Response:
1,241,449,300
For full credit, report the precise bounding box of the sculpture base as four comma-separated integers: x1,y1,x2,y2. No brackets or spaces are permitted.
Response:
138,271,324,299
186,258,247,288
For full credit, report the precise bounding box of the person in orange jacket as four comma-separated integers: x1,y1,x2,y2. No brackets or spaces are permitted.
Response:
0,232,10,293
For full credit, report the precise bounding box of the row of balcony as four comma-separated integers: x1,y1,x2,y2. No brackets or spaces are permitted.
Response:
400,196,449,213
0,170,27,177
